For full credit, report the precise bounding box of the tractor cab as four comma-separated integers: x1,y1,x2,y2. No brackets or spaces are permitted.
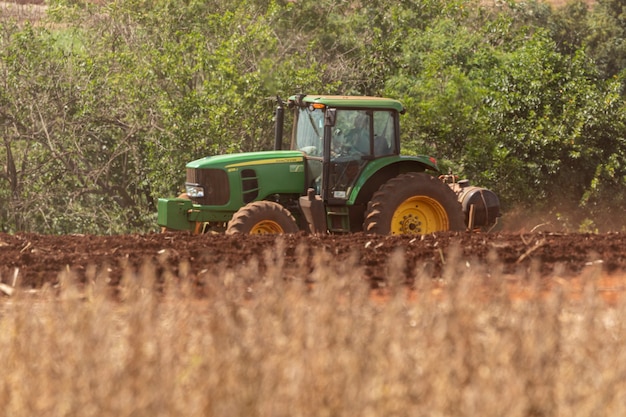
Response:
288,95,401,205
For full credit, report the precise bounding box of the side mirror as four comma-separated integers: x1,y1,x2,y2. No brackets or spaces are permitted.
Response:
325,108,336,127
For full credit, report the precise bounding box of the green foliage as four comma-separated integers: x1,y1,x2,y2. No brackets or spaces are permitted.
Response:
2,0,331,233
0,17,160,233
386,18,489,165
1,0,626,233
549,0,590,54
387,5,626,228
586,0,626,79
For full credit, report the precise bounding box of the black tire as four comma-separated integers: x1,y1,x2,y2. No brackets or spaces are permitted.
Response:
364,172,465,235
226,201,299,235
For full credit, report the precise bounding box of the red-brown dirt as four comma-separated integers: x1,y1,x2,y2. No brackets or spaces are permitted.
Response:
1,232,626,293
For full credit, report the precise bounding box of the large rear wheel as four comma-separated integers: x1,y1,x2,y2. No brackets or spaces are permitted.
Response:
226,201,299,235
364,172,465,235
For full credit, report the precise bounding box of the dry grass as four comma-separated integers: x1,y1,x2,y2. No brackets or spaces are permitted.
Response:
0,1,46,22
1,243,625,417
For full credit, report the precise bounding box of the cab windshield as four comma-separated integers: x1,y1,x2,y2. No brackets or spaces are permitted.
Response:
293,106,396,159
293,107,324,157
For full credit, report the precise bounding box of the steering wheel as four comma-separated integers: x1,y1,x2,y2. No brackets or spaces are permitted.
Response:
333,127,370,159
300,145,317,155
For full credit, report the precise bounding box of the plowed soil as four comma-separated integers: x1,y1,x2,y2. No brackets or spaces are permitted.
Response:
1,232,626,295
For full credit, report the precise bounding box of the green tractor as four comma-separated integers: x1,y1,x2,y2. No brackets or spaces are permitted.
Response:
157,94,499,235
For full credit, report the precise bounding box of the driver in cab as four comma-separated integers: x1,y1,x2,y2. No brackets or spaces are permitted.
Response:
332,111,370,158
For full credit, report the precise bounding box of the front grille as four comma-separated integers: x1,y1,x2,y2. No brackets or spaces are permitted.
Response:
186,168,230,206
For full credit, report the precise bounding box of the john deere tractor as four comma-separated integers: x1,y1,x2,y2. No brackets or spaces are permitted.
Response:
157,94,499,235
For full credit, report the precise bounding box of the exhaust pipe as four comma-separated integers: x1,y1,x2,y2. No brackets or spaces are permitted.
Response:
274,96,284,150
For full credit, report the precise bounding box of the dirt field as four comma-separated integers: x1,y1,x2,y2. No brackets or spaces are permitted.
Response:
1,231,625,294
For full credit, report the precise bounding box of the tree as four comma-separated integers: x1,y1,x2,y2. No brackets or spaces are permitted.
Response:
586,0,626,80
1,0,332,233
548,0,591,55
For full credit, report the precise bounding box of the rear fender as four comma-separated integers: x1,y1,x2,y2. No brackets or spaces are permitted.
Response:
347,156,439,205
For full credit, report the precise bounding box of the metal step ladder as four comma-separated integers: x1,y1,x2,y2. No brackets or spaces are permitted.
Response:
326,206,351,233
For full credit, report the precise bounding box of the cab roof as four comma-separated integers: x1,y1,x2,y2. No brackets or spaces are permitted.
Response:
288,94,405,113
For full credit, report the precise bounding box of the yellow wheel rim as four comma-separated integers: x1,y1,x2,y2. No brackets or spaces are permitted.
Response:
390,196,449,235
250,220,284,234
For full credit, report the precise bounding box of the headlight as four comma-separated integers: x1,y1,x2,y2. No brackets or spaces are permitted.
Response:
185,183,205,198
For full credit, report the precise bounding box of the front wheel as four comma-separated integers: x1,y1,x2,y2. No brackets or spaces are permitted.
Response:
226,201,299,235
364,172,466,235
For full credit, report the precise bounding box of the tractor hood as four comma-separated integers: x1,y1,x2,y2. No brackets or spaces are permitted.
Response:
187,150,305,170
182,149,308,218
